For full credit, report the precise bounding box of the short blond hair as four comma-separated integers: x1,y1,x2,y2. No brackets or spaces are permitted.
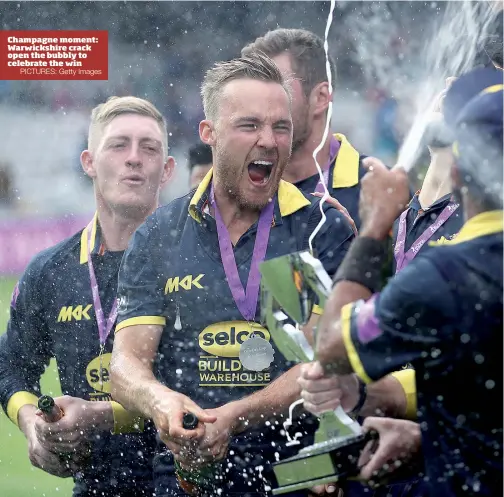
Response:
88,96,168,157
201,52,291,121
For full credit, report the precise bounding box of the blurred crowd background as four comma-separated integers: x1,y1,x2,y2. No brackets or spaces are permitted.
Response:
0,0,487,274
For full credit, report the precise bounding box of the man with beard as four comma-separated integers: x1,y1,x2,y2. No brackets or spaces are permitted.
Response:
241,29,367,230
0,96,174,496
110,53,355,496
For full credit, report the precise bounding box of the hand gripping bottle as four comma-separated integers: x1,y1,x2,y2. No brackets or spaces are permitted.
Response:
174,413,220,496
37,395,64,423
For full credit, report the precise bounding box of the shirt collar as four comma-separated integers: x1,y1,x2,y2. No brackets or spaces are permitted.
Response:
331,133,361,189
188,168,310,224
444,210,503,245
409,191,454,212
79,212,100,264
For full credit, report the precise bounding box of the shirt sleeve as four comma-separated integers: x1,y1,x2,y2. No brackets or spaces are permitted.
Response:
310,203,355,279
116,212,167,333
0,259,52,425
340,256,458,384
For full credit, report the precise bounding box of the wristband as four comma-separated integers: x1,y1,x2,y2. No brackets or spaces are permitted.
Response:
333,236,388,294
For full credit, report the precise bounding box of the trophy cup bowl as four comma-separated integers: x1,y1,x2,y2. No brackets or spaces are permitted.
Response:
259,251,377,495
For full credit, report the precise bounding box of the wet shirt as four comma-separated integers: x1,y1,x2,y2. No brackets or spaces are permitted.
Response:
391,192,465,273
0,218,157,497
340,211,503,497
294,133,368,230
116,171,355,495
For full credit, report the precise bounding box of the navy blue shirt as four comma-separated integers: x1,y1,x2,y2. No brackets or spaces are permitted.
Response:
341,211,503,497
392,192,464,273
0,218,157,497
294,133,368,230
116,171,355,496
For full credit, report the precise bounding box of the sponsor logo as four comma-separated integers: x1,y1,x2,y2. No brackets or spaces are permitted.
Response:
197,321,272,387
57,304,92,322
85,353,112,397
164,274,204,294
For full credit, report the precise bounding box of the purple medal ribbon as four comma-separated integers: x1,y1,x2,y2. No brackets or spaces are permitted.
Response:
210,183,274,321
314,136,341,194
86,221,118,348
394,202,459,273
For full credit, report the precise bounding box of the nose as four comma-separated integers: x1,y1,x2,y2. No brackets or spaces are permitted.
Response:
125,143,142,167
256,126,276,151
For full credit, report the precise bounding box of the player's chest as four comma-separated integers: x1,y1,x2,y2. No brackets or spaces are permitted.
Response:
160,225,301,329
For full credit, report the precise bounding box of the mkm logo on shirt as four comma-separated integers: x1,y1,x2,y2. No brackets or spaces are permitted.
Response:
164,274,204,294
57,304,93,322
198,321,272,387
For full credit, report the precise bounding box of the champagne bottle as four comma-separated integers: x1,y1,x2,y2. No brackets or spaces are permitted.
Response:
174,413,219,496
38,395,64,423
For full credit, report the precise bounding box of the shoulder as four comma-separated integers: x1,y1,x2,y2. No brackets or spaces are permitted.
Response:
142,193,193,233
21,231,82,283
380,253,456,319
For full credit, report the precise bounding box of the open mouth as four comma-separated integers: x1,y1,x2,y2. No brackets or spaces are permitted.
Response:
247,160,274,186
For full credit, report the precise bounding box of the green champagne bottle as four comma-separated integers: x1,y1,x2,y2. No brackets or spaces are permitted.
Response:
174,413,220,496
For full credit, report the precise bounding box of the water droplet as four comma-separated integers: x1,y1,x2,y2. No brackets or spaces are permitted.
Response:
485,379,495,389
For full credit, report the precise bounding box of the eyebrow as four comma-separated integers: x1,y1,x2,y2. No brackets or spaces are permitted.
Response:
105,136,162,146
234,117,291,127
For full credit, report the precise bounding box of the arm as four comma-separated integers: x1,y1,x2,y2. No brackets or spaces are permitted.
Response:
0,268,78,476
111,323,171,420
315,257,456,384
0,275,51,428
110,216,216,454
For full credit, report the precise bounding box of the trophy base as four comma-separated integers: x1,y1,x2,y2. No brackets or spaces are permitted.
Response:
270,432,375,495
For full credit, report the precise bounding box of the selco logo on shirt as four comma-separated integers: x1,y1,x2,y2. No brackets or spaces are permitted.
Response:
198,321,271,387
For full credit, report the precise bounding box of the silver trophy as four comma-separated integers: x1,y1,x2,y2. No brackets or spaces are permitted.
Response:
259,251,375,495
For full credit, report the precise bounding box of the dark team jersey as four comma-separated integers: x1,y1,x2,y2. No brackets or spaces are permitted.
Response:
340,210,503,497
116,171,354,496
0,216,157,497
391,192,464,273
294,133,368,230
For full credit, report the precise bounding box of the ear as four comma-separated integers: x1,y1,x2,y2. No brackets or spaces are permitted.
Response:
81,150,96,178
200,120,216,146
160,156,176,188
309,81,332,118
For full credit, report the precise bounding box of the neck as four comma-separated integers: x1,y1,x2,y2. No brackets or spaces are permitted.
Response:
96,201,155,252
418,149,453,209
213,182,260,245
282,118,331,184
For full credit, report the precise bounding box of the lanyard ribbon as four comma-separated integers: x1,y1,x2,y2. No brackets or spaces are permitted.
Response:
210,183,274,321
394,202,459,273
86,221,118,347
314,136,340,194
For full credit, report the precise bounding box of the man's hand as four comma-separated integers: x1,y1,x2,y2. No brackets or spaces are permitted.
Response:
359,158,410,240
18,404,79,477
174,404,240,470
312,192,358,235
298,362,360,415
152,391,217,458
34,396,109,455
358,417,422,483
309,483,342,496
